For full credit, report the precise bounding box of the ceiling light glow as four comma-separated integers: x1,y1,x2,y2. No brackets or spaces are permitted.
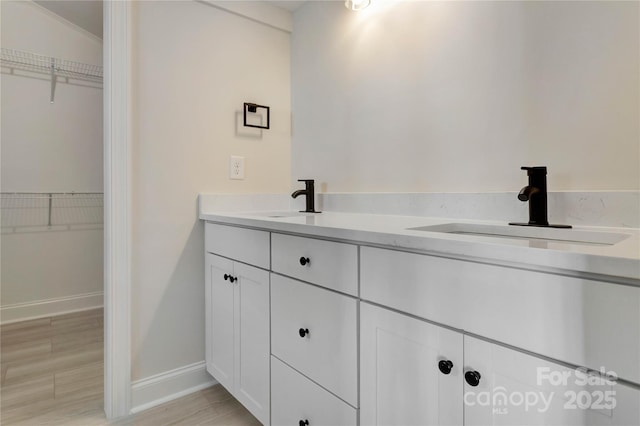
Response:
345,0,371,11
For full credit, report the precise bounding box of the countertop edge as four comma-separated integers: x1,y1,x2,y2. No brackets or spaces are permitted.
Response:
199,212,640,284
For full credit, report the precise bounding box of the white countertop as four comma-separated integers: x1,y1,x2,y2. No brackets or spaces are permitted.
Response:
199,209,640,282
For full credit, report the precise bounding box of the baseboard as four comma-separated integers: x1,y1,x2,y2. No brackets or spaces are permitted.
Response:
0,292,104,324
130,361,217,414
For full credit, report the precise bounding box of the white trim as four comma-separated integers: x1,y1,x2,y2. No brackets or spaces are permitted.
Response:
0,292,103,325
27,0,103,45
130,362,217,414
103,0,132,420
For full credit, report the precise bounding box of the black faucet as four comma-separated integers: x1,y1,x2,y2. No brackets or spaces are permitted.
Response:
509,166,571,228
291,179,321,213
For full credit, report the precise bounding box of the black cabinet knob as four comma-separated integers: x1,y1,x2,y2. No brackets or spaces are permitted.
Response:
299,420,309,426
223,274,229,281
465,370,481,387
298,328,309,338
299,257,310,266
438,360,453,375
229,276,237,283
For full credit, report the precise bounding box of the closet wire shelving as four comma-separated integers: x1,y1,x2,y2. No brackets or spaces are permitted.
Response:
1,48,103,102
0,192,104,233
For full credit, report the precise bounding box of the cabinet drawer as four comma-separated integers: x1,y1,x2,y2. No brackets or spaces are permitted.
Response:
271,274,358,407
205,223,269,269
271,233,358,296
361,246,640,384
271,356,357,426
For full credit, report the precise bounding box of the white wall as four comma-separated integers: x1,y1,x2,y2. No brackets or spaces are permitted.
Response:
1,1,103,320
132,1,291,381
291,0,640,192
1,0,103,191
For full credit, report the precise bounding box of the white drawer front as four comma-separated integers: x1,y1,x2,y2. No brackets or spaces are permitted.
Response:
360,246,640,384
271,356,357,426
271,233,358,296
205,223,269,269
271,274,358,407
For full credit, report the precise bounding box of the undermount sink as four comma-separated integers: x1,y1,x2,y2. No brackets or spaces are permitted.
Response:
407,223,630,246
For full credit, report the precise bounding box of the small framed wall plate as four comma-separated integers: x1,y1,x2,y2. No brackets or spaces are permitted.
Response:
243,102,270,129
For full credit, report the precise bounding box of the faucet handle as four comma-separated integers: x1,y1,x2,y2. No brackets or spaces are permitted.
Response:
520,166,547,176
298,179,315,189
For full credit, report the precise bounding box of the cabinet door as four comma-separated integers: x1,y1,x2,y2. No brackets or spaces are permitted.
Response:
464,336,640,426
360,302,463,426
234,262,270,425
205,253,235,391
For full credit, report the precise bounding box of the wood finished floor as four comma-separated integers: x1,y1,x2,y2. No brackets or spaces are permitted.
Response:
1,309,259,425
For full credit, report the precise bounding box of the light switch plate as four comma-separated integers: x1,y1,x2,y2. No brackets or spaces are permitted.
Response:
229,156,245,180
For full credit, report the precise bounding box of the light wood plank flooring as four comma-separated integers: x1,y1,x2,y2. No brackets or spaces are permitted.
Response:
1,309,259,425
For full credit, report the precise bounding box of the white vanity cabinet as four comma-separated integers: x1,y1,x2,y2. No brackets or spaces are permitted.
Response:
204,224,270,425
360,302,464,426
202,217,639,426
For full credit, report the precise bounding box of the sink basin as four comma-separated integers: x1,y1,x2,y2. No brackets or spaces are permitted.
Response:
407,223,630,246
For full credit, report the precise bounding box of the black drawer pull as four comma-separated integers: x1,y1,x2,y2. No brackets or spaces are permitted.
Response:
299,328,309,338
223,274,230,281
299,257,310,266
438,360,453,375
299,420,309,426
465,370,481,387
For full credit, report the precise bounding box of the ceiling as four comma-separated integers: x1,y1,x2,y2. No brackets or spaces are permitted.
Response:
269,1,308,12
34,0,103,39
33,0,309,41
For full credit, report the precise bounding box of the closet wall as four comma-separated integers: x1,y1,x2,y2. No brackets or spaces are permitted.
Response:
0,1,103,322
